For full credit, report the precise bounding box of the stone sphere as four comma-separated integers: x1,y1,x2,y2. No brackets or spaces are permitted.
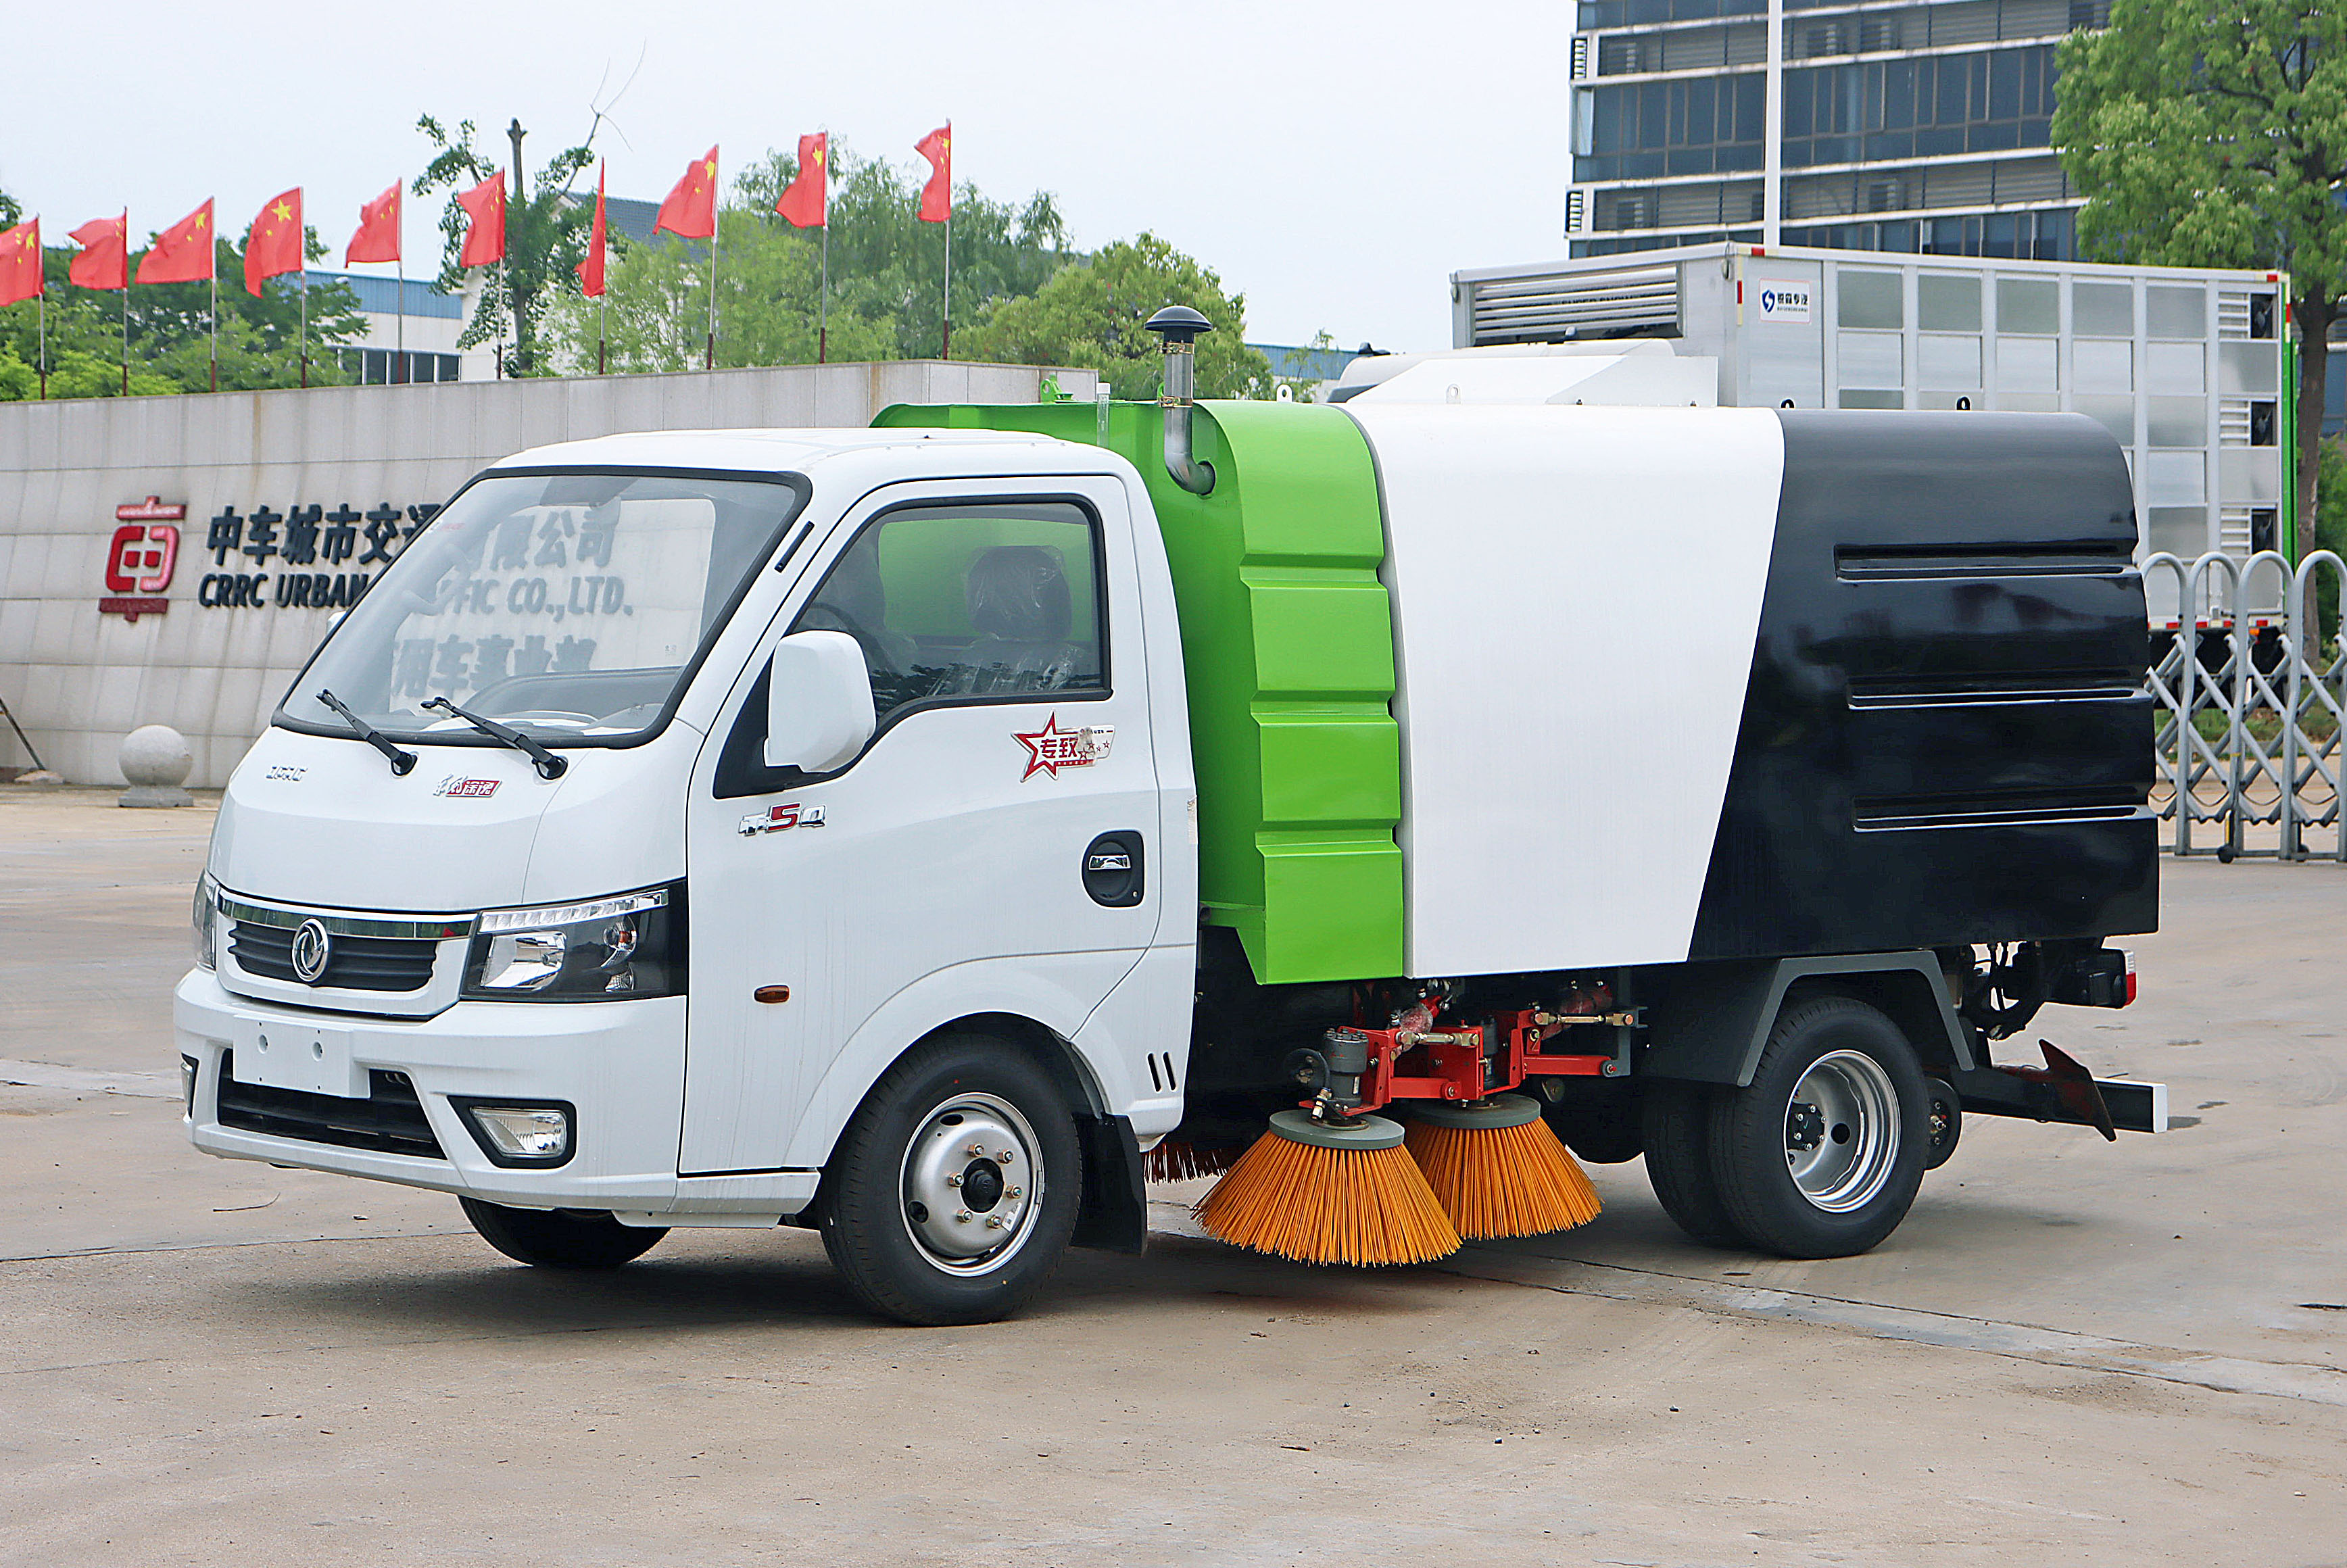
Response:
119,725,195,787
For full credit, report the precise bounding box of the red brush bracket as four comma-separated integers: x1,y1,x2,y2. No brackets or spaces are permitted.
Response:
1330,1000,1633,1114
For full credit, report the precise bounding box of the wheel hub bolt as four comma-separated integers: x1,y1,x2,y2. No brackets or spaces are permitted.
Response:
966,1142,986,1156
945,1173,962,1187
955,1208,972,1223
997,1150,1015,1164
985,1215,1007,1230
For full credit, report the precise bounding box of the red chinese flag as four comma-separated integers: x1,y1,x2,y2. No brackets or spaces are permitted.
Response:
346,180,400,265
0,218,39,307
458,171,506,268
243,189,304,296
775,133,827,228
68,214,128,291
655,146,719,240
136,200,216,285
915,123,951,223
576,163,608,297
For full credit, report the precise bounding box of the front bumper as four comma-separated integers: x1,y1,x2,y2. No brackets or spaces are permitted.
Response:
175,969,813,1219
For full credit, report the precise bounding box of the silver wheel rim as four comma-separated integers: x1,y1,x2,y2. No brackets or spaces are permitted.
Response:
1783,1050,1899,1212
898,1092,1044,1277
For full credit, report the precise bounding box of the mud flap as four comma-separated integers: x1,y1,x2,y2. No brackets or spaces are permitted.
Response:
1952,1040,2168,1136
1071,1114,1148,1254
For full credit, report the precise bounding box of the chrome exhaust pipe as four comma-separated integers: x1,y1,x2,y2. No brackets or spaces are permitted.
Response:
1145,305,1215,495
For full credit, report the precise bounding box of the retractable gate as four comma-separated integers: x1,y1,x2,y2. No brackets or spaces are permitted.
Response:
2147,550,2346,860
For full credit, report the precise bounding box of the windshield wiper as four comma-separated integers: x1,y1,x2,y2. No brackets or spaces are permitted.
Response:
422,695,570,779
316,689,417,775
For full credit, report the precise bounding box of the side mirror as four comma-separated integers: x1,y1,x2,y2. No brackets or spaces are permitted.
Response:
763,630,877,773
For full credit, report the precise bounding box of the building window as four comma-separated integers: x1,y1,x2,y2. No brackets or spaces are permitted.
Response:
1777,45,2057,169
337,348,462,385
1578,72,1767,180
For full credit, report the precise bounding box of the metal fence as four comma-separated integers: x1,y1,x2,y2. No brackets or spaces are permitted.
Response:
2147,549,2346,860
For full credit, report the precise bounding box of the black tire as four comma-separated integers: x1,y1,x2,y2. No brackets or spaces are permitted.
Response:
818,1033,1081,1326
458,1197,668,1269
1923,1077,1962,1170
1708,996,1929,1258
1543,1098,1645,1164
1639,1080,1740,1246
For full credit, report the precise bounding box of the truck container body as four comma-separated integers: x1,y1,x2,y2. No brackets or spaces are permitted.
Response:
1451,243,2293,636
178,390,2164,1324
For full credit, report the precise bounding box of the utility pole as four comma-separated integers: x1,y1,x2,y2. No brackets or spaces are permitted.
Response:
508,118,530,375
1762,0,1783,249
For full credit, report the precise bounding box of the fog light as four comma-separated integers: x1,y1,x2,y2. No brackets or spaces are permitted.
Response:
466,1105,571,1160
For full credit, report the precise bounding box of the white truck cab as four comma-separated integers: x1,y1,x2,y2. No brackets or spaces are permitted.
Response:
181,428,1196,1321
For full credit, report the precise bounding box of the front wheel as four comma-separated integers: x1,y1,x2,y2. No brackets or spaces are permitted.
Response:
458,1198,667,1269
818,1033,1081,1326
1708,996,1929,1258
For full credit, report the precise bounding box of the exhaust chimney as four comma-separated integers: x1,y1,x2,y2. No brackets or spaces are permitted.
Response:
1145,305,1215,495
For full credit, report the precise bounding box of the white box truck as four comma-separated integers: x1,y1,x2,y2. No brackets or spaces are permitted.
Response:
179,313,2163,1325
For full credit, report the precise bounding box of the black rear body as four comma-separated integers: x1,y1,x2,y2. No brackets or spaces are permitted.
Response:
1688,411,2156,961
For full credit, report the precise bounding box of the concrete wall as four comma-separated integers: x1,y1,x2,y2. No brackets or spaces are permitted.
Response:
0,360,1096,787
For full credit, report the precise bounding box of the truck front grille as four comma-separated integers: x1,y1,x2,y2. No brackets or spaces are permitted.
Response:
229,923,438,992
216,1052,445,1159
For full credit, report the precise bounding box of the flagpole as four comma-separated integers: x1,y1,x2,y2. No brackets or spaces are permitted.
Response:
37,291,46,400
396,251,406,381
941,207,952,360
120,276,129,395
208,266,218,393
818,220,829,365
705,221,719,371
299,264,310,389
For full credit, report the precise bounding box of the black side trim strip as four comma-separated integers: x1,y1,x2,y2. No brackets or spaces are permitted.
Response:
1835,539,2137,579
1847,670,2145,706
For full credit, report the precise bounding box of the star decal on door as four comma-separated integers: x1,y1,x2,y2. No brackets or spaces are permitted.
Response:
1014,714,1115,781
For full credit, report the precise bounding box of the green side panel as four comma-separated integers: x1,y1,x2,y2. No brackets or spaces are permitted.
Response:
874,397,1403,983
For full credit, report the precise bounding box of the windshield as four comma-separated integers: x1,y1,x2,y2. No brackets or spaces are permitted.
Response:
279,469,804,746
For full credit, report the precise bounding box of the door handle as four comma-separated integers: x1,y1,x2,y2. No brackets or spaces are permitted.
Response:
1082,831,1145,907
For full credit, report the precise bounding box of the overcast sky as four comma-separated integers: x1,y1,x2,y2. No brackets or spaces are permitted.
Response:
6,0,1574,353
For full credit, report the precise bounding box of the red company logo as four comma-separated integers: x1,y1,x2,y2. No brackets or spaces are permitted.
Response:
433,777,501,799
101,498,185,622
1015,714,1115,781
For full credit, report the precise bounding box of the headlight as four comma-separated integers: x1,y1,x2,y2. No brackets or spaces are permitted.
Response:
460,882,685,1001
193,875,218,971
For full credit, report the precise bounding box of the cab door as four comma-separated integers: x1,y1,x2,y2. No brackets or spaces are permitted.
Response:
679,477,1163,1176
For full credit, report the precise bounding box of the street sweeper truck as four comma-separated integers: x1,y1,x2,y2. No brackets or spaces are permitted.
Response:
177,308,2165,1325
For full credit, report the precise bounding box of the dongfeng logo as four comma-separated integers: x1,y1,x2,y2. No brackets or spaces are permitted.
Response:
290,918,333,984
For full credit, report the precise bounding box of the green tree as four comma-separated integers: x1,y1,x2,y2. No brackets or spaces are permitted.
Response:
550,143,1075,372
415,115,594,375
2317,437,2347,631
963,233,1273,398
2054,0,2347,546
550,210,896,372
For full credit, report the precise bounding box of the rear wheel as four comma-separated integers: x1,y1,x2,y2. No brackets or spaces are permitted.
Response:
1923,1077,1962,1170
459,1198,667,1269
1708,996,1929,1258
818,1033,1081,1326
1640,1081,1739,1246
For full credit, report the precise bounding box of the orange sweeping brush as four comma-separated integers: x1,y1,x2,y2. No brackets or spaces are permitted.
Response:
1194,1110,1461,1267
1404,1094,1603,1240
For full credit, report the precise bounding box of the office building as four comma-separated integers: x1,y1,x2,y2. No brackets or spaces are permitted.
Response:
1568,0,2108,260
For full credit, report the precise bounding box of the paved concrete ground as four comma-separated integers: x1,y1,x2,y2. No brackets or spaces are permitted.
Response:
2,785,2342,1567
